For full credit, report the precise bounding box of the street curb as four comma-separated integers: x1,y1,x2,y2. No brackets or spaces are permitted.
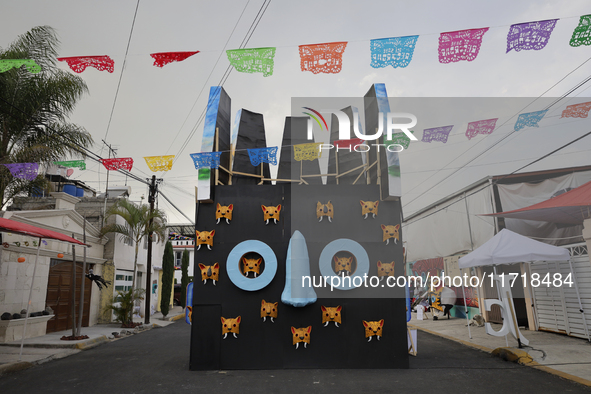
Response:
74,335,109,350
409,324,591,388
0,361,33,376
169,313,185,322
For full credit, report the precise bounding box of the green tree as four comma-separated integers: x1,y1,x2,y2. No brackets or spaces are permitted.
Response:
160,241,174,317
101,199,167,291
0,26,93,208
108,288,145,327
180,249,190,308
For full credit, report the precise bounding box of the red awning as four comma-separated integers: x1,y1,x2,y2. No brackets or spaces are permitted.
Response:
482,180,591,225
0,217,85,245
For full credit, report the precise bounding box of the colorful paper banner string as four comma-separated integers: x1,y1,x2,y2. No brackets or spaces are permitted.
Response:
514,110,548,131
438,28,489,63
144,155,174,172
293,143,323,161
561,102,591,118
570,15,591,47
2,163,39,181
465,118,498,140
226,47,276,77
506,19,558,53
370,36,418,69
54,160,86,170
57,56,115,73
100,157,134,171
0,59,41,74
387,131,415,150
422,126,454,143
150,51,200,67
189,152,222,170
247,147,278,166
333,138,364,150
299,42,348,74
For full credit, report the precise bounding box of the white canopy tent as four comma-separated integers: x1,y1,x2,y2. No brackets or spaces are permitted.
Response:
458,229,589,343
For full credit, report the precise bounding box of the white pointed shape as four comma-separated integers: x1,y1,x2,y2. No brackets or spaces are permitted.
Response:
281,230,317,307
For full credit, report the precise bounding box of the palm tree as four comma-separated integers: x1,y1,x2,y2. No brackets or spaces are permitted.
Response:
101,199,167,290
0,26,93,207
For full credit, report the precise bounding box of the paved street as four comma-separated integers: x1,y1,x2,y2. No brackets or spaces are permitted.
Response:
1,321,590,393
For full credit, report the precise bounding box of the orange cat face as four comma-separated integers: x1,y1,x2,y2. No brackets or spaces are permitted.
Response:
221,316,241,339
363,320,384,341
262,204,281,224
291,326,311,348
334,256,353,275
381,224,400,245
321,305,342,326
316,201,334,222
195,230,215,250
198,263,219,284
260,300,278,322
360,200,379,219
216,203,233,224
377,261,395,278
242,257,262,277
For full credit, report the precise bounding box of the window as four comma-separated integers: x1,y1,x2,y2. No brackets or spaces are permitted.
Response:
175,251,182,268
143,236,148,250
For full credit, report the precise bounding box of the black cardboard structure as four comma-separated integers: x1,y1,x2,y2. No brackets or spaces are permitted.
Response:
190,184,408,370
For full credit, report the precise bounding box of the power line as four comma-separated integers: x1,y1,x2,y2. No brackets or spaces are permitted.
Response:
103,0,141,142
165,0,272,176
402,57,591,210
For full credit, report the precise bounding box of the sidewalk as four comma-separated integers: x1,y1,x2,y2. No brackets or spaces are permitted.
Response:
409,312,591,386
0,306,186,375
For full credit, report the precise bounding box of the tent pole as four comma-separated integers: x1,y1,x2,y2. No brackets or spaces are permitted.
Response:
19,237,42,361
463,193,474,339
493,265,508,347
568,259,590,342
462,284,472,339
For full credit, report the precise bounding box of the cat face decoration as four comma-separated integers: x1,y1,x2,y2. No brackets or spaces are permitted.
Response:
195,230,215,250
291,326,312,349
260,300,278,323
261,205,281,225
221,316,241,339
334,256,353,276
363,319,384,342
316,201,334,222
216,203,233,224
242,257,262,278
321,305,342,327
376,261,395,281
198,263,219,285
360,200,379,219
381,224,400,245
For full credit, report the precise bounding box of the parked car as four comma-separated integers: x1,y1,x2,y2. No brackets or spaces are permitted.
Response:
173,284,181,306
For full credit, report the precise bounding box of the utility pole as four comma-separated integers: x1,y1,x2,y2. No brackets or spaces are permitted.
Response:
101,140,117,230
144,175,161,324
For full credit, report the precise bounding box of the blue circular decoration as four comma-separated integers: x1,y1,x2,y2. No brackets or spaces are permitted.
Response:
226,240,277,291
318,239,370,291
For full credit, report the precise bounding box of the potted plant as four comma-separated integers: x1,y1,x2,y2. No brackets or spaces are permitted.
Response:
108,288,145,328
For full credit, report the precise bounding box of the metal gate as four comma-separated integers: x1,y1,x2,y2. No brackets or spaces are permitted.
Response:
531,243,591,340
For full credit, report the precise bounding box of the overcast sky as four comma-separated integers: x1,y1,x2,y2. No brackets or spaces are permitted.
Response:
1,1,590,223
